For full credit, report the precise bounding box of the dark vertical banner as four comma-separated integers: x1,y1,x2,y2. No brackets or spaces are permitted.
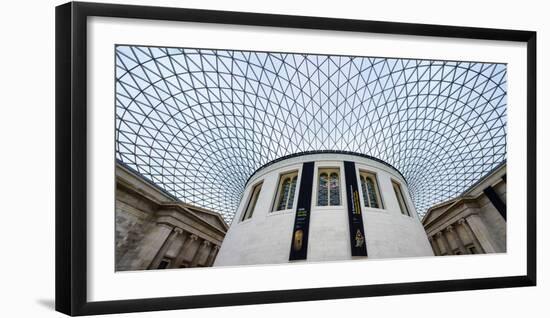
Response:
343,161,368,257
289,162,315,261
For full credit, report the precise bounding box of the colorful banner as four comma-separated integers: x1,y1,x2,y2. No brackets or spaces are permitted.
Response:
289,162,315,261
343,161,368,257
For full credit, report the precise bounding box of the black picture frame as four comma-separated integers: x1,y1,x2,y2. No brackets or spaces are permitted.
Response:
55,1,537,316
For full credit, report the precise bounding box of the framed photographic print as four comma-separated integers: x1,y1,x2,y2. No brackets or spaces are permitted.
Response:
55,1,536,316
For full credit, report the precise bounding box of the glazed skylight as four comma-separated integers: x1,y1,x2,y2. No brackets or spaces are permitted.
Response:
115,46,507,222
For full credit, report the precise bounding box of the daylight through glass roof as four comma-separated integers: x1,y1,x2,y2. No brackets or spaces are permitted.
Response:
115,46,507,222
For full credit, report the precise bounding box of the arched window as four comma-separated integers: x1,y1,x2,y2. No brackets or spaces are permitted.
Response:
329,172,340,205
276,177,291,210
287,175,298,209
274,171,298,211
318,172,329,206
392,180,411,216
241,182,263,221
359,171,383,208
318,168,341,206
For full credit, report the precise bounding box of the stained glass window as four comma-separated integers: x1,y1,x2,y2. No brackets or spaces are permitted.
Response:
241,182,262,221
392,181,411,217
329,173,340,206
318,169,340,206
360,171,382,209
318,172,329,206
287,176,297,209
274,172,298,211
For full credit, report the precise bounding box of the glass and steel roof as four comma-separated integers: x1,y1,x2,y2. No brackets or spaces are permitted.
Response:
115,45,507,222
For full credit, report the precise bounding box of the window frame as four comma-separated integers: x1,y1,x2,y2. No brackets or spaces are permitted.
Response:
272,170,300,212
391,179,411,217
358,170,384,210
316,167,342,207
240,181,263,222
157,259,171,269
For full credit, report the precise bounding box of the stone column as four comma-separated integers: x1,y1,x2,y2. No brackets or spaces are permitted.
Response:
434,232,446,255
458,218,483,253
436,231,453,255
428,237,441,256
205,245,220,266
128,223,173,270
199,242,213,266
149,227,183,269
446,225,468,254
190,240,210,267
170,233,198,268
167,231,188,268
465,214,497,253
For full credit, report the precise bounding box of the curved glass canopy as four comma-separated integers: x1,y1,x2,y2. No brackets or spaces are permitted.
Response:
115,46,507,222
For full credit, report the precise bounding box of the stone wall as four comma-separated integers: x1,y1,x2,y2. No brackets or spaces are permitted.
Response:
115,162,228,271
215,153,433,266
422,163,506,255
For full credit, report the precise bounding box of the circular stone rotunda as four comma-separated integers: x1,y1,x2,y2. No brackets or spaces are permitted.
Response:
214,152,433,266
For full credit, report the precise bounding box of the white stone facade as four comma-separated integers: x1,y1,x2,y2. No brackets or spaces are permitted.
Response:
214,152,434,266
